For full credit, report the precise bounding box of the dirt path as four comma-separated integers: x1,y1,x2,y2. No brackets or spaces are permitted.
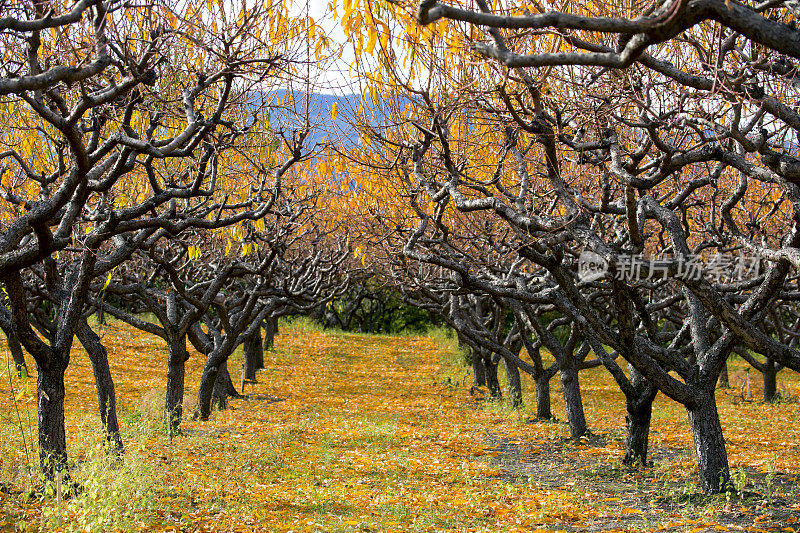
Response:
478,429,800,532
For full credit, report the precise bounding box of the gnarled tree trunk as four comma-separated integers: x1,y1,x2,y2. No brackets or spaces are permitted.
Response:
243,329,262,383
717,357,730,389
484,357,502,399
262,317,277,357
502,357,523,408
763,358,777,402
76,320,123,453
196,360,219,421
624,400,653,466
471,349,486,387
165,336,188,436
687,390,730,494
473,357,487,387
211,360,242,410
37,361,68,481
197,345,235,421
623,367,657,466
560,358,587,439
1,324,28,376
534,373,553,420
623,395,656,466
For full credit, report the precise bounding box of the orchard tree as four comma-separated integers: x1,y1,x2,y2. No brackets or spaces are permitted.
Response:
0,0,321,481
332,0,800,493
95,119,321,434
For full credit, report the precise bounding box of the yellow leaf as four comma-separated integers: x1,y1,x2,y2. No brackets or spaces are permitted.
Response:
366,24,377,54
331,101,338,121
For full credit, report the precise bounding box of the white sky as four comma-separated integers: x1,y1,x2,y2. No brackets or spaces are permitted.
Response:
288,0,359,95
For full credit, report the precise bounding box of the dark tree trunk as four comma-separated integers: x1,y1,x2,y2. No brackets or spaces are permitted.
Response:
624,404,652,466
763,359,777,402
76,320,123,453
534,373,553,420
623,395,655,466
458,335,484,387
717,358,730,388
560,360,588,439
1,324,27,376
263,317,277,355
212,368,228,411
687,392,730,494
196,359,219,421
472,351,486,387
37,362,68,481
165,336,188,436
484,358,502,399
254,325,265,370
502,357,523,408
243,329,262,382
211,360,242,411
623,367,657,466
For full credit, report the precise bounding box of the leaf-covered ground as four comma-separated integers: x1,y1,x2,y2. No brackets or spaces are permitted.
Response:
1,321,800,532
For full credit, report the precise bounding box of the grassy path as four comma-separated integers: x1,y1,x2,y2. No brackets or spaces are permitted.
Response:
1,322,800,531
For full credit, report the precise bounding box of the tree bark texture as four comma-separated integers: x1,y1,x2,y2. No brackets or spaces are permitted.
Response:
196,361,218,421
243,329,262,382
1,323,28,376
165,336,188,436
37,362,68,481
535,373,553,420
502,357,523,408
623,367,657,466
262,317,277,357
763,359,777,402
687,392,731,494
472,351,487,387
76,320,123,452
212,360,242,411
560,360,588,439
484,357,502,398
718,358,730,388
623,395,655,466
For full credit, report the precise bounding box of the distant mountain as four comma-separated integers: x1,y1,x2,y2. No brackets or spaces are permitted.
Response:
242,89,368,150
